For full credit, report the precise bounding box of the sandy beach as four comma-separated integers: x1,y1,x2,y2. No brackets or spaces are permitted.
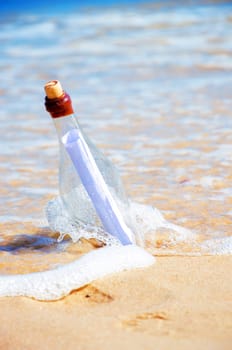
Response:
0,255,231,350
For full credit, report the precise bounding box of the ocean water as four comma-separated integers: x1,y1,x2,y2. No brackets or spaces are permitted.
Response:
0,0,231,299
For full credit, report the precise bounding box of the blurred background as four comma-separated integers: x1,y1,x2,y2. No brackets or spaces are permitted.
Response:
0,0,231,253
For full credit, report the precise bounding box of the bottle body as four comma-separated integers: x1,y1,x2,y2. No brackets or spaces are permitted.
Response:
54,114,130,229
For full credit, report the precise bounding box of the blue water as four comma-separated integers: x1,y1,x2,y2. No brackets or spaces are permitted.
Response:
2,0,231,14
1,0,160,13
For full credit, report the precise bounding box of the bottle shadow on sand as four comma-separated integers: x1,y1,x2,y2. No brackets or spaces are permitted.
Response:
0,229,65,254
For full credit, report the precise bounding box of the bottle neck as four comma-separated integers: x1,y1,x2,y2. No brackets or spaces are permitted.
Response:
45,91,79,139
53,114,79,140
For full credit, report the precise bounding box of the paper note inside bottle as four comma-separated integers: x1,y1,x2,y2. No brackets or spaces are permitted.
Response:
62,128,135,245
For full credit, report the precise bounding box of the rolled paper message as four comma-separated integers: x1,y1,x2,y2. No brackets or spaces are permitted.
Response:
62,128,134,245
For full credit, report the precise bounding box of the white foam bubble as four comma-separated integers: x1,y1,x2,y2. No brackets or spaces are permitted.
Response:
0,245,154,300
46,194,192,248
201,237,232,255
127,201,194,245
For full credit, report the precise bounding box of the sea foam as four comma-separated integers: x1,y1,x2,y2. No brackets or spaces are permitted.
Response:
46,195,192,247
201,236,232,255
0,245,154,300
0,198,188,301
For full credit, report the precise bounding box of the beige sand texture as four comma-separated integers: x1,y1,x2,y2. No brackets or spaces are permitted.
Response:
0,255,231,350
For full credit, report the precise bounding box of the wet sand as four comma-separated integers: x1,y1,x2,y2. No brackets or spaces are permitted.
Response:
0,255,231,350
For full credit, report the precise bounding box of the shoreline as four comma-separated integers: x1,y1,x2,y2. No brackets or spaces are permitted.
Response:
0,255,231,349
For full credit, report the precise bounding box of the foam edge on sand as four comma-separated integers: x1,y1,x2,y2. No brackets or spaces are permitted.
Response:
0,245,155,300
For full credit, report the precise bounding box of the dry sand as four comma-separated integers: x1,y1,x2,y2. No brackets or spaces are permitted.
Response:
0,255,231,350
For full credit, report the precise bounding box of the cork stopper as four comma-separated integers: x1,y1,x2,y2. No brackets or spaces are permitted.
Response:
44,80,64,99
44,80,74,118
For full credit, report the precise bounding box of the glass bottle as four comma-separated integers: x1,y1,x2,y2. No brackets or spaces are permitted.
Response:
44,80,134,245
